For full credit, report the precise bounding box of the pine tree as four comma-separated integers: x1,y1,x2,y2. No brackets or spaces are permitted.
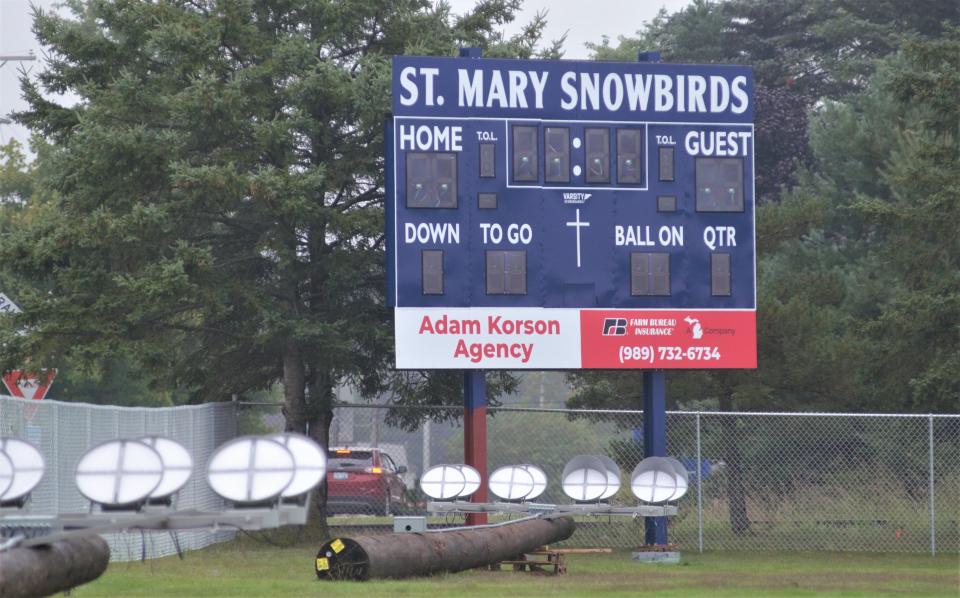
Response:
1,0,554,529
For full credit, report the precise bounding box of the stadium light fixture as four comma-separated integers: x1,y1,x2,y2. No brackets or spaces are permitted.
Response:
663,456,689,501
75,439,164,508
454,465,481,498
488,465,535,501
595,455,622,500
206,436,295,506
139,436,193,503
519,464,547,500
420,464,465,500
631,457,683,503
0,438,45,507
561,456,610,502
269,433,326,499
0,450,13,500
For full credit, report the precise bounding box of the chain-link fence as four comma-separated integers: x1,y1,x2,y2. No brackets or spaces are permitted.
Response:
0,395,237,561
2,395,955,557
243,403,959,554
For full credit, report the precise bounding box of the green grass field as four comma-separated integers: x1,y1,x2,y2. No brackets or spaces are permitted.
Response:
73,537,959,598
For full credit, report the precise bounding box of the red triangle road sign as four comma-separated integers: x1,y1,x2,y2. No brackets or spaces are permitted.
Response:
2,370,57,401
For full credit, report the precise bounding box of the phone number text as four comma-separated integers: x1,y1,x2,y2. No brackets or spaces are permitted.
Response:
618,345,722,364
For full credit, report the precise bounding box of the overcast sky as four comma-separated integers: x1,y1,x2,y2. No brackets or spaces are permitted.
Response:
1,0,690,152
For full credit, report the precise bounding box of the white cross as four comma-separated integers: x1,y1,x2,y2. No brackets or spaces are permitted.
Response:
566,208,590,268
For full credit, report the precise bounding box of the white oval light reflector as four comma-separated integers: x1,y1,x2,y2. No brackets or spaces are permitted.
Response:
663,457,690,501
596,455,622,500
270,433,326,497
519,464,548,500
207,436,295,504
0,438,45,502
0,450,13,498
140,436,193,499
561,456,609,501
420,464,465,500
455,465,481,498
75,440,164,506
630,457,680,504
488,465,535,501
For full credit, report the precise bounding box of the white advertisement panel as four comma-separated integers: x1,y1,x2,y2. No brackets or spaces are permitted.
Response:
395,307,581,369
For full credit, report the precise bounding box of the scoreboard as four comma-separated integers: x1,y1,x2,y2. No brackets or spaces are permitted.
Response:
387,55,756,369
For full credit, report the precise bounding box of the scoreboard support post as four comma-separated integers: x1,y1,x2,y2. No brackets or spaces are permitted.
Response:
643,371,668,545
460,47,488,527
636,51,668,547
463,370,488,525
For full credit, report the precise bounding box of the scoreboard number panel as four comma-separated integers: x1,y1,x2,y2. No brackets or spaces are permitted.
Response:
388,56,757,369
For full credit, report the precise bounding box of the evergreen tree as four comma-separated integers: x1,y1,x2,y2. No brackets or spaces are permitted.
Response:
0,0,554,528
819,30,960,412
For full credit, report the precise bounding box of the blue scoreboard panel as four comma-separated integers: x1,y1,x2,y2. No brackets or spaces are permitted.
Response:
387,56,756,369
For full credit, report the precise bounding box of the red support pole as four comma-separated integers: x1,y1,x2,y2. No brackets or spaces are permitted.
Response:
459,46,487,526
463,370,488,525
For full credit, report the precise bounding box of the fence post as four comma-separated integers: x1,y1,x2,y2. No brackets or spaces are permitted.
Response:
928,414,935,556
53,402,60,513
696,412,703,553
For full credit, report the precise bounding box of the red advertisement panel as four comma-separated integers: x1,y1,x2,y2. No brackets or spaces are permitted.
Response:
580,310,756,369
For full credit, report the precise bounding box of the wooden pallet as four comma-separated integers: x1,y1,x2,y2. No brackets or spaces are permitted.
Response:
494,549,566,575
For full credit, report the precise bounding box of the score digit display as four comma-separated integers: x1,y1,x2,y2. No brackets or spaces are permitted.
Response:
387,56,757,369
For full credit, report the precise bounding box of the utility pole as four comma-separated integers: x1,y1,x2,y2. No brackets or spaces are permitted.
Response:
0,52,36,70
1,52,36,124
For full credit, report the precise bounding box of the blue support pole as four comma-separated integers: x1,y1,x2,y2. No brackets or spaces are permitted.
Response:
643,371,668,545
638,47,669,547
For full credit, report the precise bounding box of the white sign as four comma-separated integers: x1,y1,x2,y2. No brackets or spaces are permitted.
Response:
0,292,21,314
395,307,581,369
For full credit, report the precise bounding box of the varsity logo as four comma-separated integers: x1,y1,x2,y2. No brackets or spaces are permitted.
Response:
602,318,627,336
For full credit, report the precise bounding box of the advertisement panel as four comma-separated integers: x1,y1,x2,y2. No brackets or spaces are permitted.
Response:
396,308,754,369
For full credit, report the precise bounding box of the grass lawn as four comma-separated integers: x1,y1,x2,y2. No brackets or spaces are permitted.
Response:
71,535,960,598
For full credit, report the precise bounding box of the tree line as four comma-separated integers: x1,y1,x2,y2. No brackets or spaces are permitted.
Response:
570,0,958,416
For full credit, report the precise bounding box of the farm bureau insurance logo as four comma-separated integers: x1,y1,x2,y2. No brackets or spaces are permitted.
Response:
602,318,627,336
